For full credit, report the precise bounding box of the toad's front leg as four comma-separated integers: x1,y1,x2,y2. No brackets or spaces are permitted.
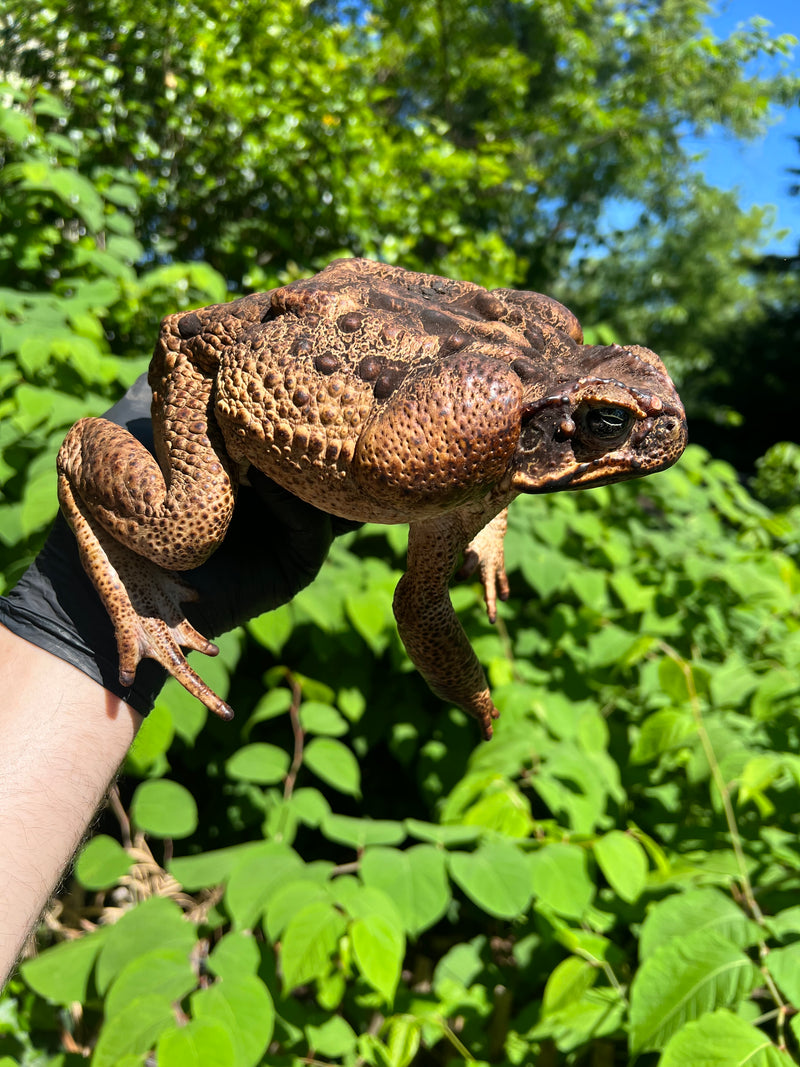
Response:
393,511,507,740
56,364,238,716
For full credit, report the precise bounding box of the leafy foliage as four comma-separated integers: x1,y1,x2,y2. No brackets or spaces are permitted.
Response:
5,445,800,1064
2,2,800,1063
0,81,226,587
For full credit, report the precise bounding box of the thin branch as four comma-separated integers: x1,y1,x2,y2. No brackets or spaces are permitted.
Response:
283,672,305,800
107,782,132,848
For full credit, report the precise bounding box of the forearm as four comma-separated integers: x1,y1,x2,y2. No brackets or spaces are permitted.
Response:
0,625,142,987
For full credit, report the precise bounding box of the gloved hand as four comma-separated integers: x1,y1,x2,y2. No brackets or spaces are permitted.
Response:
0,375,360,715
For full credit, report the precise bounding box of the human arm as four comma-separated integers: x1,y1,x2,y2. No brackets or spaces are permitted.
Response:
0,625,141,986
0,375,358,987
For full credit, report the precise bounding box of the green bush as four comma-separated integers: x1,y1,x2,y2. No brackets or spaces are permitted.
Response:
0,81,226,588
4,443,800,1064
752,442,800,514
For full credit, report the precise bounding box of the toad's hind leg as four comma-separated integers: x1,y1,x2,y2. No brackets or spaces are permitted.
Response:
393,512,505,740
56,396,238,716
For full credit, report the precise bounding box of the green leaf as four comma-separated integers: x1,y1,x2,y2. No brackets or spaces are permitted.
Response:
639,888,760,959
158,679,208,744
383,1016,422,1067
303,737,361,797
130,779,198,839
750,669,800,721
247,604,294,655
659,1009,796,1067
104,949,196,1019
0,107,33,143
91,994,175,1067
629,930,761,1054
585,624,641,667
404,819,482,846
299,700,350,736
207,931,261,981
332,882,404,930
530,843,595,920
103,181,140,210
95,897,196,993
448,838,532,919
345,588,393,653
225,842,303,928
765,942,800,1004
157,1019,236,1067
630,708,696,764
74,834,132,890
540,956,598,1017
225,742,290,784
351,913,405,1003
191,975,275,1067
320,813,406,848
21,928,107,1004
169,843,262,891
264,879,331,943
242,687,293,737
658,656,694,704
287,786,331,828
126,702,175,774
433,938,484,995
461,783,535,837
594,831,648,903
280,900,348,992
305,1015,358,1058
520,544,570,599
361,845,450,936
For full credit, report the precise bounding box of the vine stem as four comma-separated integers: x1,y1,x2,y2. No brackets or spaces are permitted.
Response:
108,782,132,849
659,643,788,1043
660,644,762,921
283,672,305,800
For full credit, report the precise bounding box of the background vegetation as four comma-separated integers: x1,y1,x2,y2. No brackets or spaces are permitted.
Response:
1,0,799,1063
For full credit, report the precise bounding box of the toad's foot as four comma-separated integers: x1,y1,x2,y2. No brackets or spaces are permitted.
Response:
59,473,234,720
459,509,510,624
394,514,504,740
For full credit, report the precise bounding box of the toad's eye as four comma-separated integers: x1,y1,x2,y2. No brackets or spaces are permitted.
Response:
581,405,633,443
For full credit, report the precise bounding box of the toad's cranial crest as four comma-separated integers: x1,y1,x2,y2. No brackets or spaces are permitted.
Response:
57,258,687,739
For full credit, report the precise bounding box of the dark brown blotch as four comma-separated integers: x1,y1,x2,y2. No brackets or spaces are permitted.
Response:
338,312,363,333
473,291,507,320
314,351,339,375
178,312,203,339
439,331,470,355
524,325,545,351
358,357,382,381
293,388,311,407
511,357,539,381
418,306,458,335
374,367,404,400
380,323,405,345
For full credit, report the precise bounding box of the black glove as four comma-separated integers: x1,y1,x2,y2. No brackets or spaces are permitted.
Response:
0,375,360,715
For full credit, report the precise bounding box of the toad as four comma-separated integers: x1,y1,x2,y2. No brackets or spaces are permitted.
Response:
57,258,687,739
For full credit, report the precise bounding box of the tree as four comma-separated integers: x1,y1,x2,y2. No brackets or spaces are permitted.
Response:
3,0,796,299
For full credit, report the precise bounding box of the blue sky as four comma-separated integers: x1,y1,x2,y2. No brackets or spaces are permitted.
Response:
694,0,799,255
